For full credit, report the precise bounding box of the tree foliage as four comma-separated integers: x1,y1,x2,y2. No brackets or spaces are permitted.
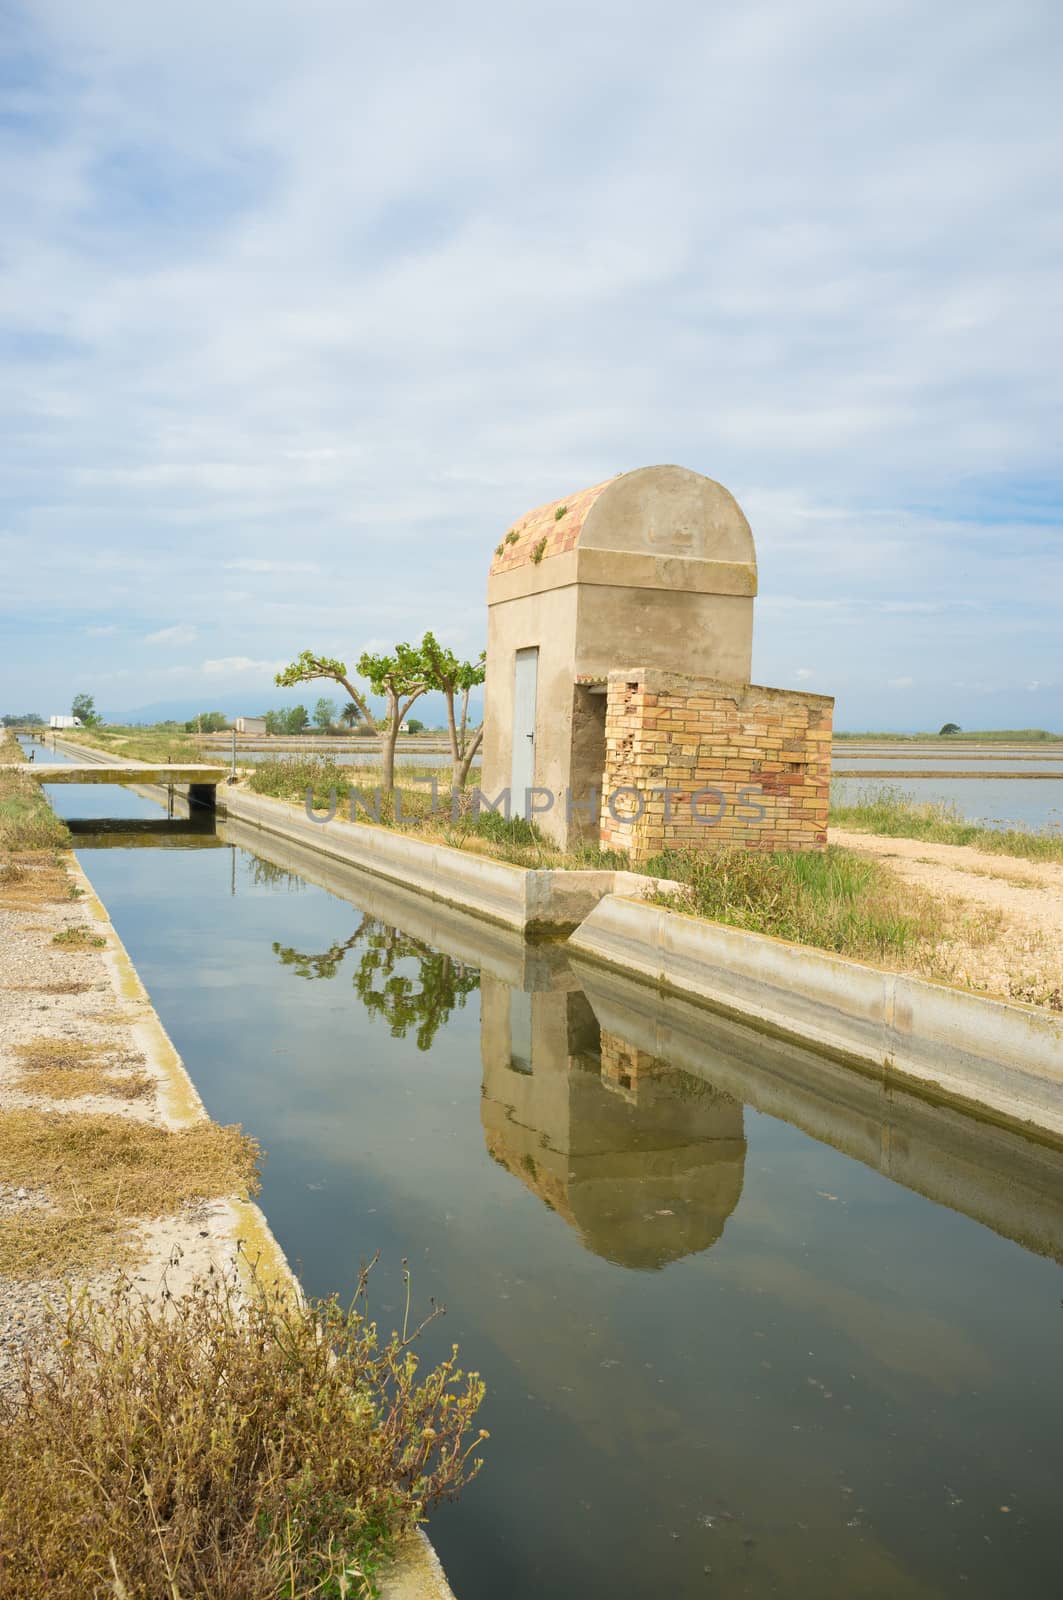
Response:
313,696,338,732
939,722,962,735
275,653,377,730
71,693,101,726
420,633,486,789
355,640,432,795
276,634,485,793
184,711,229,733
264,706,310,735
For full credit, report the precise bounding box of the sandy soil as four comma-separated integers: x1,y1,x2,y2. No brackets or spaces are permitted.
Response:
830,828,1063,1007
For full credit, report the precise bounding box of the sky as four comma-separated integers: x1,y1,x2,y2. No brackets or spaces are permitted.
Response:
1,0,1061,731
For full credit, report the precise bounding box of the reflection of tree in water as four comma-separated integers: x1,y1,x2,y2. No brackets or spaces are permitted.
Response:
246,856,307,892
273,916,480,1051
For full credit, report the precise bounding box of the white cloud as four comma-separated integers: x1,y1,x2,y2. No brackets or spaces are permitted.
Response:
145,624,197,645
793,667,815,680
84,624,118,636
1,1,1061,728
223,559,321,575
201,656,285,677
887,676,915,689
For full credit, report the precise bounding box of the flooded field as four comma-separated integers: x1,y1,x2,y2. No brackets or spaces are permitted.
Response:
831,776,1063,833
30,747,1063,1600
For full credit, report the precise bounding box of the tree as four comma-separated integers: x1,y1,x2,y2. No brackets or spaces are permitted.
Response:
275,652,378,732
939,722,962,736
339,702,361,730
420,633,486,790
313,696,338,733
287,705,309,735
184,711,228,733
356,640,432,798
71,693,101,726
405,718,425,735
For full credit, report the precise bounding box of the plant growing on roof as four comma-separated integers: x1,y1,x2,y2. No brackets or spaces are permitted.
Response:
553,505,568,521
531,537,548,564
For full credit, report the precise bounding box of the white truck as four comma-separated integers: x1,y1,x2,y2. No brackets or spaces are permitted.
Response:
48,715,82,730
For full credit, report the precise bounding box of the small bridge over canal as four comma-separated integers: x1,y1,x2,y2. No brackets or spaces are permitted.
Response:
1,762,227,810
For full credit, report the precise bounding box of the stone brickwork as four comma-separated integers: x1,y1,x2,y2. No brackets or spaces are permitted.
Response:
599,669,833,859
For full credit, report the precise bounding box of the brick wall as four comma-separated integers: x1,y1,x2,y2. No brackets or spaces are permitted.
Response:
599,669,833,859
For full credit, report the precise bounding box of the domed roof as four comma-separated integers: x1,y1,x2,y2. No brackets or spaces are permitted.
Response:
489,464,756,580
490,476,615,577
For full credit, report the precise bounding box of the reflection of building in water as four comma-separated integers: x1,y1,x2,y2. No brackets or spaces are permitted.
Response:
480,973,746,1269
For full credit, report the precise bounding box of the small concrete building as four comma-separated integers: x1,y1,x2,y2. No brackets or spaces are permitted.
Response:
482,464,832,854
234,716,267,736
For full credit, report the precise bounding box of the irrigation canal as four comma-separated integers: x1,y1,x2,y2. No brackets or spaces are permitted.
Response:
23,739,1063,1600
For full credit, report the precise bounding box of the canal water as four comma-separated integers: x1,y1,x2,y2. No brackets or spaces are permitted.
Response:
24,743,1063,1599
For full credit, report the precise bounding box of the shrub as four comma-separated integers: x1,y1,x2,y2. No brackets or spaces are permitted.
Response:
0,1265,486,1599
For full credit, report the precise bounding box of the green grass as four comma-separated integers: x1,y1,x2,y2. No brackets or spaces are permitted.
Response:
59,723,202,763
51,926,106,949
646,844,949,962
0,734,71,851
829,784,1063,863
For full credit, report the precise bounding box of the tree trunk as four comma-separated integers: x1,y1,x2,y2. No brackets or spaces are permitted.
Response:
336,674,377,732
444,691,461,790
446,684,483,792
381,689,399,801
456,724,484,790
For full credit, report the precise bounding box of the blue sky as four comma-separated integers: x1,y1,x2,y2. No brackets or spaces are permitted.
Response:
1,0,1060,730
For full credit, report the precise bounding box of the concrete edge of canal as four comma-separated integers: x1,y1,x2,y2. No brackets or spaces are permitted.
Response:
568,894,1063,1143
221,785,671,934
58,846,461,1600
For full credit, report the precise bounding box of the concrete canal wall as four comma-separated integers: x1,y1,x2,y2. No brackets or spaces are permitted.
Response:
569,895,1063,1142
219,785,669,934
571,960,1063,1263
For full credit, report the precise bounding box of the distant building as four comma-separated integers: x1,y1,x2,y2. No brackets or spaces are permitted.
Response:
49,715,81,729
234,716,267,736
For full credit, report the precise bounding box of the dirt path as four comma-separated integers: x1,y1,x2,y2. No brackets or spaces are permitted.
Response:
830,828,1063,1008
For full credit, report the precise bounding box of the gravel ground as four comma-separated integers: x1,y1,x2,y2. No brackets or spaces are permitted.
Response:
830,828,1063,1005
0,855,249,1397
